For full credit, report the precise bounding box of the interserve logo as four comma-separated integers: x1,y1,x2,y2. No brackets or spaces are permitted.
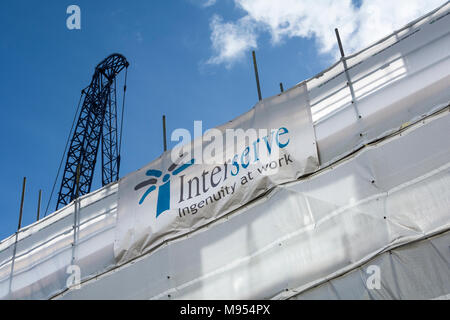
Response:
134,158,195,218
133,126,292,219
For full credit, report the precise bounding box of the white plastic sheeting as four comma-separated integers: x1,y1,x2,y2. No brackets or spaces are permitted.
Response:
56,108,450,299
291,231,450,300
309,2,450,165
0,185,118,299
0,2,449,300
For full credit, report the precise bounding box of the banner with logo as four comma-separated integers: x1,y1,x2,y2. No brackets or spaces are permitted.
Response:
114,84,319,263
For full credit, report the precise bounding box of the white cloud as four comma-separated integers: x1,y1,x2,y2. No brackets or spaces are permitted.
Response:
207,0,445,66
207,15,258,68
203,0,217,7
347,0,445,52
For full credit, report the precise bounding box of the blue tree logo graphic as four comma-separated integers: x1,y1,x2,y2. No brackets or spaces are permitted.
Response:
134,157,194,218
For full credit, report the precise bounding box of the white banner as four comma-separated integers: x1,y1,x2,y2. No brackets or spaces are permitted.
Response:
114,84,319,263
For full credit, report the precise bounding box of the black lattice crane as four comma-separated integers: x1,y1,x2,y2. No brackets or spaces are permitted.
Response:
55,54,129,210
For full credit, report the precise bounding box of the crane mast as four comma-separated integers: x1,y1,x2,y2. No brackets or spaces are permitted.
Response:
56,54,129,210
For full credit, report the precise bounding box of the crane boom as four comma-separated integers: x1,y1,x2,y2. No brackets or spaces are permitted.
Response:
56,54,129,210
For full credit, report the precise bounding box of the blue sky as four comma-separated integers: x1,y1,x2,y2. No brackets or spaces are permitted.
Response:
0,0,444,239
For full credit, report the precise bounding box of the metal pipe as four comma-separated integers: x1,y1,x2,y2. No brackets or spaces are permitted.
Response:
162,115,167,152
75,164,81,199
18,177,26,230
252,51,263,101
335,28,346,58
335,28,361,119
36,190,41,221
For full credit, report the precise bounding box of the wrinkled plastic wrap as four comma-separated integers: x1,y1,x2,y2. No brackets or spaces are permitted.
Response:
58,108,450,300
